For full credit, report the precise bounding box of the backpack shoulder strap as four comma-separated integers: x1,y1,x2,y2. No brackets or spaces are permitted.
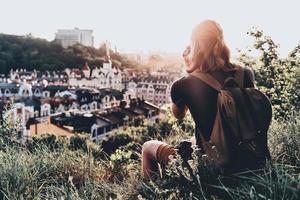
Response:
190,70,222,91
234,65,245,88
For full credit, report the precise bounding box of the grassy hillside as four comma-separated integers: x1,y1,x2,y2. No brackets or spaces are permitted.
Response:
0,112,299,199
0,34,141,74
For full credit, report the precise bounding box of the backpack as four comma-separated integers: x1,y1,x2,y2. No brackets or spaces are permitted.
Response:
191,66,272,173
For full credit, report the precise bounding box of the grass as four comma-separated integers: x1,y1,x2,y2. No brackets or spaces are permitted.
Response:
0,112,299,199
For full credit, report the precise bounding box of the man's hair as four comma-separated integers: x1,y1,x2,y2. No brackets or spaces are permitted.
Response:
186,20,235,73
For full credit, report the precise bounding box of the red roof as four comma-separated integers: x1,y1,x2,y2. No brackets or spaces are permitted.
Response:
83,62,90,71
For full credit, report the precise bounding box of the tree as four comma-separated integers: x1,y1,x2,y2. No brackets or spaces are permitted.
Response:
238,28,299,119
0,59,7,74
0,34,142,72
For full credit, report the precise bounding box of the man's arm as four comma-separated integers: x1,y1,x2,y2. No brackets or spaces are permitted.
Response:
172,103,188,120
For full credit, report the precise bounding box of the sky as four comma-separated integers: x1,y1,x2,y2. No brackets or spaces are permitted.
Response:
1,0,299,56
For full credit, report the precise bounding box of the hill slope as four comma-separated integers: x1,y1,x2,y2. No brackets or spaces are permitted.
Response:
0,34,140,74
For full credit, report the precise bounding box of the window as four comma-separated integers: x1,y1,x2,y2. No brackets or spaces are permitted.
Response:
92,129,96,138
17,108,22,114
35,90,40,95
43,92,50,97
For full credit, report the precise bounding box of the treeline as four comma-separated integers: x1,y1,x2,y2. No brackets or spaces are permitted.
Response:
0,34,140,74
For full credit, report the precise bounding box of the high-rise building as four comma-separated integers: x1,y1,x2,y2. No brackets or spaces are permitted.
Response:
55,28,94,48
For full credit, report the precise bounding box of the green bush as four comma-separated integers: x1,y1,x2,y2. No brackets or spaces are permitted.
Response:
268,114,300,167
237,28,300,119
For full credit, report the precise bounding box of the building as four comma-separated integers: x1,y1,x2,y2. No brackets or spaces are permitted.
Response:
1,62,185,141
67,61,123,91
10,69,68,85
129,75,173,106
0,82,46,99
55,28,94,48
0,79,154,140
50,98,160,143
